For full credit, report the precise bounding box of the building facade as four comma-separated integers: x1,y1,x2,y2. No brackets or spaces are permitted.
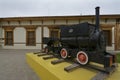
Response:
0,15,120,50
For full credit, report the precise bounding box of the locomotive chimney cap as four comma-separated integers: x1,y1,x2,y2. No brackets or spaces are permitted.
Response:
95,6,100,9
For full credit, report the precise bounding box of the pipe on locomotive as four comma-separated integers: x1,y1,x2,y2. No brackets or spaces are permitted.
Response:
95,6,100,30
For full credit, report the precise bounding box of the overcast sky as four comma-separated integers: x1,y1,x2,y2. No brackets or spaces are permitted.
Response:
0,0,120,17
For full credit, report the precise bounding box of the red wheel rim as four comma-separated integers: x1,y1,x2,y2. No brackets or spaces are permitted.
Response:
77,51,88,65
60,48,67,58
78,53,86,63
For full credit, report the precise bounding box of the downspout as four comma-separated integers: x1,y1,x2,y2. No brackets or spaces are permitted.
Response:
0,20,2,48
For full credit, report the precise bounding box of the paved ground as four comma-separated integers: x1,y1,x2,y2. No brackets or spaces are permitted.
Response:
0,49,40,80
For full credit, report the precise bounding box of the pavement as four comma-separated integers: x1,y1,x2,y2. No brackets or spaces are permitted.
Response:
0,49,40,80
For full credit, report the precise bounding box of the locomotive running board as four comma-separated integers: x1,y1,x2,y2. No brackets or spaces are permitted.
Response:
64,63,80,72
43,55,55,60
51,59,65,64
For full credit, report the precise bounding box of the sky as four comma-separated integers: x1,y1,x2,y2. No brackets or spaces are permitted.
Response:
0,0,120,17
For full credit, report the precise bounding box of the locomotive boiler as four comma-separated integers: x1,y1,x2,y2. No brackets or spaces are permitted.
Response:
43,7,116,68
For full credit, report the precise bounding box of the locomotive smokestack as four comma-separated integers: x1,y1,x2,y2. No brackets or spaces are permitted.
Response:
95,6,100,30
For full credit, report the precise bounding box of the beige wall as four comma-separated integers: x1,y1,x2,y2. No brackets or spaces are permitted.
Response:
43,27,49,48
10,21,19,25
32,21,42,25
0,17,118,50
55,20,66,25
68,19,79,24
14,27,26,43
36,27,42,43
21,21,30,25
2,27,42,49
80,19,92,23
43,20,54,25
107,19,116,24
1,18,117,26
1,21,8,26
43,27,49,37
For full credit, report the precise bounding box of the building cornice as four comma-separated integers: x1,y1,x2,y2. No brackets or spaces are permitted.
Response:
0,14,120,21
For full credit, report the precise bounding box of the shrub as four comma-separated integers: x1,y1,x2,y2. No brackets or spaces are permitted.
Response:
117,53,120,63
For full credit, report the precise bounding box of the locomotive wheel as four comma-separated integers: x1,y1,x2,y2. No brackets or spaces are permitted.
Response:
60,48,68,59
76,51,89,65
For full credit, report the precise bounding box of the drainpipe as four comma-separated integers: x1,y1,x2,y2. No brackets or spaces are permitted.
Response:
0,20,3,48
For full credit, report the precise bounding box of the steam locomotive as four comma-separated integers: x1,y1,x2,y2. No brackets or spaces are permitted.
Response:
42,7,116,68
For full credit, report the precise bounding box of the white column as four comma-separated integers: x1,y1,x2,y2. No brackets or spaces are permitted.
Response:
36,27,42,49
43,27,49,37
112,27,115,50
43,27,49,48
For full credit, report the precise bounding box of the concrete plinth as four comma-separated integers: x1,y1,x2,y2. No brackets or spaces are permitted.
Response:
26,53,120,80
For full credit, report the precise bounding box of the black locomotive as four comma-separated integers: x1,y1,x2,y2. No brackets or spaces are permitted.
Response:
43,7,116,68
